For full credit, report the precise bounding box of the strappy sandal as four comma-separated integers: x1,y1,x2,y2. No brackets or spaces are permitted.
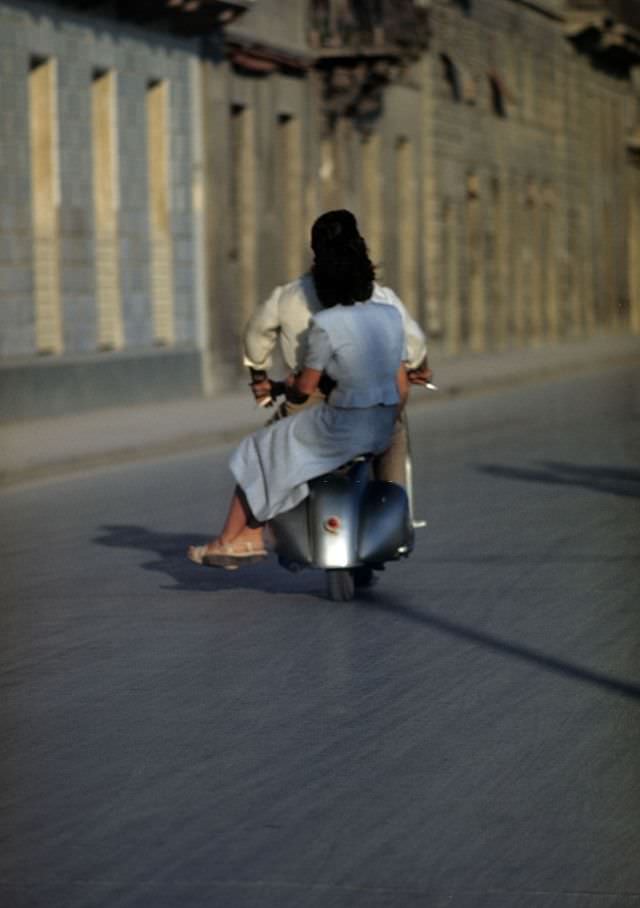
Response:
187,539,267,571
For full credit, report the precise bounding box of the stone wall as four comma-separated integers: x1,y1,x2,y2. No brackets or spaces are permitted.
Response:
424,0,637,353
1,0,638,419
0,0,202,418
206,0,639,371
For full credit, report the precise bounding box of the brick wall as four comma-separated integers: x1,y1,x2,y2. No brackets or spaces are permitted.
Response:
1,0,638,419
0,0,199,359
423,0,638,351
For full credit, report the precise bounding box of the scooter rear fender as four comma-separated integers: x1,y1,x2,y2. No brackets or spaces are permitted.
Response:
269,463,369,570
269,461,413,571
307,471,368,569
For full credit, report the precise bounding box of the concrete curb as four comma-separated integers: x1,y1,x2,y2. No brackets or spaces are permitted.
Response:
1,333,638,489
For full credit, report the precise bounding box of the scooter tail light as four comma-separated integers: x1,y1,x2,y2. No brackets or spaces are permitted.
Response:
324,516,341,534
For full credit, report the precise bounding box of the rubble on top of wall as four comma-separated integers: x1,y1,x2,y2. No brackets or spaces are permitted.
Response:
565,0,640,74
51,0,254,35
309,0,431,133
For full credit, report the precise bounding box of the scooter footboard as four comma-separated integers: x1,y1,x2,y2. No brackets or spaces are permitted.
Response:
358,480,414,563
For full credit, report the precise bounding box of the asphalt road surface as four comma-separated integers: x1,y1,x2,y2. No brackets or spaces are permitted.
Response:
1,364,639,908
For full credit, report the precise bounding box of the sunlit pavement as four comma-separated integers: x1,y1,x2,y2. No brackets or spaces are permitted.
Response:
1,364,639,907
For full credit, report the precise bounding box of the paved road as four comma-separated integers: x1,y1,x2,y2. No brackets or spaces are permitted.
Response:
1,365,639,907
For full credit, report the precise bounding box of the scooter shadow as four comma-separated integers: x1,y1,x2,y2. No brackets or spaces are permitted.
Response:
93,523,334,598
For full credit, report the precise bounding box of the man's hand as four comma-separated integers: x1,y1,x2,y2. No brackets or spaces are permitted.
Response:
250,378,273,403
407,362,433,386
249,369,273,406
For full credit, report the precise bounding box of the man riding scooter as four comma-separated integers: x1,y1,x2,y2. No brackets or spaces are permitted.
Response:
187,210,414,575
244,211,433,496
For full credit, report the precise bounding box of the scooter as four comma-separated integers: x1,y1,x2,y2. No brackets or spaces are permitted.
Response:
254,373,428,601
269,453,415,601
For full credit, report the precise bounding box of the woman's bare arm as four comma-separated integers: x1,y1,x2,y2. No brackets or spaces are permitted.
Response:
285,367,323,403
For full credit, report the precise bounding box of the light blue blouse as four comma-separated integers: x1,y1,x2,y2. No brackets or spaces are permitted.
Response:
304,302,407,408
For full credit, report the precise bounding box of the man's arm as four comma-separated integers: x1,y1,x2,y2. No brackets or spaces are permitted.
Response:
243,286,283,403
381,287,427,370
243,285,282,371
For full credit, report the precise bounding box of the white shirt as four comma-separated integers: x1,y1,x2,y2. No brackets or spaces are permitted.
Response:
243,273,427,372
305,303,405,408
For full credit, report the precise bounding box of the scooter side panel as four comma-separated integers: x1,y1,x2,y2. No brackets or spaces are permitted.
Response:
358,481,414,563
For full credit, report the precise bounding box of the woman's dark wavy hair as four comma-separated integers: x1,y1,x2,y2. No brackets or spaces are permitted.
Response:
310,210,375,308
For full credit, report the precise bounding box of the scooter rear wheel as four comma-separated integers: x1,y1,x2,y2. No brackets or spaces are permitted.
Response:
326,569,355,602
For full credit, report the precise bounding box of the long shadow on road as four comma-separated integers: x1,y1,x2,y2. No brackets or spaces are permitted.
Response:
95,524,640,704
477,460,640,498
360,594,640,704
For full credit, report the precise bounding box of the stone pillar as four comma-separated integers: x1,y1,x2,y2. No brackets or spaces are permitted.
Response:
420,55,442,337
395,135,418,317
542,185,559,342
528,180,543,344
443,198,461,355
230,103,257,328
278,113,304,281
360,132,383,267
630,167,640,334
513,178,528,346
491,175,509,350
466,173,485,352
319,129,339,212
581,201,595,335
29,57,63,354
92,70,123,351
190,56,211,392
147,79,175,344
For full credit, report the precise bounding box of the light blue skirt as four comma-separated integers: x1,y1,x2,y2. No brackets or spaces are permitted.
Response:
229,403,397,522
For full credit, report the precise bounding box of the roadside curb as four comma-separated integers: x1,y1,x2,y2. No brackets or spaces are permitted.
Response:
1,335,638,490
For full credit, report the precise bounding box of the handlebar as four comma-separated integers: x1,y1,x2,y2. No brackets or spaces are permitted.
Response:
249,369,437,406
249,369,286,407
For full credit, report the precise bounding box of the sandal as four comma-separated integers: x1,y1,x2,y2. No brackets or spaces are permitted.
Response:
187,538,267,571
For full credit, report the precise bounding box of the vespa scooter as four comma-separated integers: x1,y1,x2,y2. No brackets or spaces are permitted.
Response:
252,373,421,601
269,453,415,601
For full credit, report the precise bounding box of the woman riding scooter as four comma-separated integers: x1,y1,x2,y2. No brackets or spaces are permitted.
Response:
187,210,410,570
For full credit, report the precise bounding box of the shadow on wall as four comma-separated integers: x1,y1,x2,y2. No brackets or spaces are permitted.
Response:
476,461,640,499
